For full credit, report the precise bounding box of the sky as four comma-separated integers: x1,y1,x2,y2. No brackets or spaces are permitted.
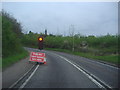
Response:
2,2,118,36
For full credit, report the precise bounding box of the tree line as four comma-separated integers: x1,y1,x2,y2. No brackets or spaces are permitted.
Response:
2,11,24,58
2,11,119,59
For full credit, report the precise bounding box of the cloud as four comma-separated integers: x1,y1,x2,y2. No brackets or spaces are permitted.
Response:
2,2,118,36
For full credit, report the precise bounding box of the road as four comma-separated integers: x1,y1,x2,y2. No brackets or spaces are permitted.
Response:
22,47,119,89
3,47,119,89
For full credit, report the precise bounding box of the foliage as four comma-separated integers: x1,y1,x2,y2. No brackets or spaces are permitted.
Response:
21,32,40,48
2,11,24,58
3,49,28,68
45,48,119,65
2,11,23,37
2,11,118,66
22,32,118,56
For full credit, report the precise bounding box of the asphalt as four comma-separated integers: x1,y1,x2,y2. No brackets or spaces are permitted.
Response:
2,57,35,88
2,47,119,89
25,47,119,88
24,48,99,88
47,50,119,88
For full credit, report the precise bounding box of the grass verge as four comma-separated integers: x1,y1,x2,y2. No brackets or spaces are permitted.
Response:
45,48,119,65
2,49,29,69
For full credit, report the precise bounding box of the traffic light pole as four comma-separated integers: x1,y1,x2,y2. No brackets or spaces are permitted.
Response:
38,36,44,50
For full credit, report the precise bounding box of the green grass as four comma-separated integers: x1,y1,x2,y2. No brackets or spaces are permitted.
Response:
45,48,119,65
2,49,29,68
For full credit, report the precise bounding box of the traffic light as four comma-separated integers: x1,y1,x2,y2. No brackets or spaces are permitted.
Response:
38,36,44,50
38,37,43,42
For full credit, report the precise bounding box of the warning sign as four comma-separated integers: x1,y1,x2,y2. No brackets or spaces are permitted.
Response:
29,52,46,63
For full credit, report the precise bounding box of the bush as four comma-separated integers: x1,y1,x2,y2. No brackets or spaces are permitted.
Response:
2,11,24,58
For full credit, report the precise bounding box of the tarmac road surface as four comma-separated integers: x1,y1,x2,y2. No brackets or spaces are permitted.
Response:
2,47,119,89
24,47,119,89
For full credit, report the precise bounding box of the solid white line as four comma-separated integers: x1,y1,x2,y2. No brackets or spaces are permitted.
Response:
46,51,112,88
58,55,105,88
18,65,39,89
45,50,119,70
74,63,112,88
83,57,119,70
9,65,35,88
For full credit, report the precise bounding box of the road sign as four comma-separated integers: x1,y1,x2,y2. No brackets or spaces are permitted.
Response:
29,52,46,64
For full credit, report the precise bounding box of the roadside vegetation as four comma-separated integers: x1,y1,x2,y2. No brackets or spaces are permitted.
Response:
45,48,119,65
2,11,119,67
44,35,119,65
2,11,29,68
0,13,2,68
21,31,119,65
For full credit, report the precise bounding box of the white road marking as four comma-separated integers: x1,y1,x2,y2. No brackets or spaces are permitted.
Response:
44,51,115,88
82,57,119,70
22,49,114,89
74,63,112,89
9,65,35,88
18,64,39,89
58,55,105,88
45,50,119,70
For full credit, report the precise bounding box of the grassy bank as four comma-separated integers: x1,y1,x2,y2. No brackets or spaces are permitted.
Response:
45,48,119,65
2,49,29,68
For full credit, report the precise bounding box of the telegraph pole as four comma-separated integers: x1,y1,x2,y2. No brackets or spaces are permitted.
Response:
72,25,75,52
69,25,75,52
45,29,47,37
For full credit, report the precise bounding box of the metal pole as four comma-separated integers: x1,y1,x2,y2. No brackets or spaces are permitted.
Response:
72,25,74,52
72,35,74,52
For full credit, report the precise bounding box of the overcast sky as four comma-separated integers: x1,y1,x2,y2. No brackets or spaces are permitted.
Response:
2,2,118,36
